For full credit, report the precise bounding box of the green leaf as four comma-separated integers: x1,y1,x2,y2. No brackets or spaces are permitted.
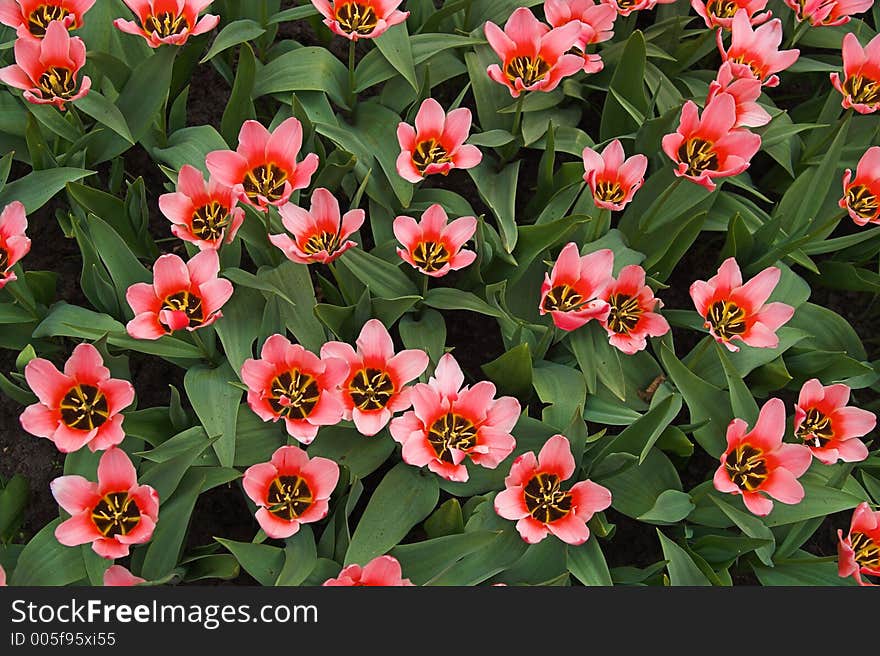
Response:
711,495,775,566
657,530,712,586
399,308,446,364
352,102,414,207
374,23,418,91
424,498,465,538
763,478,864,527
216,538,285,586
600,31,649,141
9,519,86,586
182,554,240,582
141,470,204,581
338,246,419,298
482,343,533,398
254,47,349,108
468,160,520,252
345,463,440,565
715,342,759,425
637,490,694,525
0,167,93,213
201,19,266,63
566,539,613,586
390,531,499,585
184,363,241,468
75,91,134,143
275,526,317,586
220,42,257,146
593,392,681,465
753,552,856,586
214,287,264,375
258,261,327,352
423,287,504,317
307,425,395,480
152,125,229,177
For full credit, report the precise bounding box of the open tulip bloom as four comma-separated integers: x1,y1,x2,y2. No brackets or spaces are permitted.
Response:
707,61,772,129
323,555,414,586
312,0,408,41
243,445,339,539
599,265,670,354
103,565,146,587
582,139,648,211
784,0,873,26
0,201,30,291
663,93,762,191
270,188,365,265
838,502,880,586
396,98,482,183
320,319,429,437
540,243,613,331
831,32,880,115
389,353,519,482
0,19,89,108
20,344,135,453
690,257,794,351
713,398,813,516
159,165,244,251
206,118,319,212
718,10,799,87
394,204,477,278
0,0,94,37
841,146,880,225
794,379,875,465
495,435,612,545
114,0,219,48
51,447,160,558
691,0,770,30
544,0,616,74
485,7,584,98
241,334,348,444
126,250,233,339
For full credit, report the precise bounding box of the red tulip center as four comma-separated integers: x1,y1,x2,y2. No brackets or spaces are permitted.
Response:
707,0,739,19
606,293,643,335
144,11,189,38
37,66,77,99
842,74,880,106
850,531,880,570
594,180,625,204
243,163,288,204
349,367,395,411
334,2,378,35
427,412,478,463
678,138,719,177
303,230,341,256
268,369,320,419
706,299,747,341
505,55,551,87
615,0,638,9
523,473,573,524
729,55,765,81
543,284,587,313
412,240,451,273
191,201,231,242
161,290,205,326
91,492,141,537
267,475,314,520
724,444,768,491
845,184,879,220
412,139,452,175
28,5,71,36
59,384,109,431
796,407,834,448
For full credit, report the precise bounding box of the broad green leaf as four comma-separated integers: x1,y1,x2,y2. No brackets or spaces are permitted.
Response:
423,287,504,317
637,490,695,525
216,538,286,586
184,362,242,467
390,531,499,585
711,496,775,566
140,470,204,581
566,539,613,586
254,47,349,108
338,246,419,298
482,343,533,398
75,91,134,143
201,19,266,63
220,43,257,146
374,23,418,92
9,519,86,586
308,425,396,480
600,31,649,141
657,530,712,586
0,167,93,212
468,160,520,252
275,526,317,586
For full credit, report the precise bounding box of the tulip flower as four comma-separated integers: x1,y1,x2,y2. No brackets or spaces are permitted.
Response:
51,447,159,558
838,502,880,586
241,334,348,444
784,0,872,27
840,146,880,225
495,435,612,545
323,555,414,586
544,0,617,73
0,201,30,291
103,565,145,586
539,242,613,331
114,0,219,48
269,188,364,265
582,139,648,211
692,0,770,30
159,165,244,251
395,98,482,183
601,0,676,16
206,118,320,212
713,398,812,516
830,32,880,115
0,564,5,586
0,19,89,108
599,265,670,354
718,10,799,87
311,0,408,41
707,61,772,129
485,7,583,97
690,257,794,351
0,0,94,37
389,353,519,482
393,204,476,278
321,319,429,437
126,250,233,340
662,93,762,191
243,445,339,539
794,379,875,465
20,344,135,453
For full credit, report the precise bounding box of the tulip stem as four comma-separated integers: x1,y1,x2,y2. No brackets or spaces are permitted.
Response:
639,177,683,232
511,94,525,139
420,274,429,299
347,39,357,111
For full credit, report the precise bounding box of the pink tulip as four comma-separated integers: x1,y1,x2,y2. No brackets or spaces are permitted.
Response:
692,0,770,30
0,201,30,291
794,379,875,465
582,139,648,211
599,265,670,354
838,502,880,586
114,0,219,48
311,0,408,41
840,146,880,225
544,0,616,73
0,0,95,38
393,204,477,278
718,10,799,87
539,242,613,332
831,32,880,115
323,555,414,586
784,0,872,27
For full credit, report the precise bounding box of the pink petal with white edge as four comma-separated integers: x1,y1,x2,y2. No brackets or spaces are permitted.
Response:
762,469,805,505
242,462,277,506
55,513,102,547
352,407,392,436
301,457,340,499
50,475,100,514
255,508,300,540
713,464,740,494
494,486,530,520
64,343,109,384
536,434,576,480
741,491,773,516
97,447,138,494
515,516,550,544
356,319,395,363
431,353,465,398
546,513,591,545
749,398,786,449
834,406,877,438
104,565,145,586
24,358,73,407
570,480,613,515
20,403,60,437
